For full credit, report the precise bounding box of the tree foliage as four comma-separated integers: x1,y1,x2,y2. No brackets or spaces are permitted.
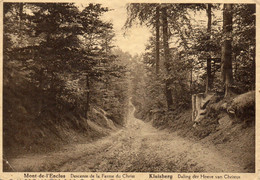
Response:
3,3,129,155
127,3,255,125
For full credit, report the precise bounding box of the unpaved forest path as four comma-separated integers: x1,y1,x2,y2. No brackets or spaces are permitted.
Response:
10,102,245,172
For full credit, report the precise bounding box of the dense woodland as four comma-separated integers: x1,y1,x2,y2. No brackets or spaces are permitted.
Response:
126,4,255,128
3,3,130,156
3,3,255,160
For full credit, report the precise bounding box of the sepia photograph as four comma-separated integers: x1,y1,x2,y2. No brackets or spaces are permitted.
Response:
1,1,257,178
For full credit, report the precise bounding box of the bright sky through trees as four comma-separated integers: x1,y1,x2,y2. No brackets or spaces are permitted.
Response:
75,2,223,56
76,2,151,55
102,3,151,56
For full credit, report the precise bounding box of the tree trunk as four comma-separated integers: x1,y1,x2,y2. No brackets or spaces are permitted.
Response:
37,68,44,115
206,58,212,93
155,6,160,75
18,3,23,48
161,6,173,110
205,4,212,94
221,4,233,97
190,61,193,94
86,75,90,117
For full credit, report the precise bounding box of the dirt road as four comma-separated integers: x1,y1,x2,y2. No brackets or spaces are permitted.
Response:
9,103,245,172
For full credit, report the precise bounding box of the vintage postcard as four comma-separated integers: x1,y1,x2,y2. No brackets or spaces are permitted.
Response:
0,0,259,179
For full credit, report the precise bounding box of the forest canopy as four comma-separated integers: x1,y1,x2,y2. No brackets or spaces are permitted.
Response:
126,3,255,119
3,3,130,156
3,3,256,161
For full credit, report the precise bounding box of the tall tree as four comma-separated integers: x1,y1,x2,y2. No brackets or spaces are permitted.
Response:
155,6,160,74
125,4,161,75
161,5,173,110
221,4,233,97
205,4,212,94
232,4,255,93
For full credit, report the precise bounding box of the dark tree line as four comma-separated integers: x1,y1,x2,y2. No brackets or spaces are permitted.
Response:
3,3,129,155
